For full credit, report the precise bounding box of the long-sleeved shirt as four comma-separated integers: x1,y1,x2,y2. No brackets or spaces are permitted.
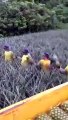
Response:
38,59,51,71
4,51,14,61
21,53,33,66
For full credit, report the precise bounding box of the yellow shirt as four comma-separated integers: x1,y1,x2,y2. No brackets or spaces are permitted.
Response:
21,54,33,66
65,65,68,73
4,51,14,61
38,59,51,70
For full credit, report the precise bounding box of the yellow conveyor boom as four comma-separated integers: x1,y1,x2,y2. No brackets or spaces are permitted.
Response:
0,82,68,120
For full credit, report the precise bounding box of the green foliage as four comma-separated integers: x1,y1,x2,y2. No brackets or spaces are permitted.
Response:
0,1,57,37
53,5,68,23
0,0,68,37
40,0,68,8
63,0,68,7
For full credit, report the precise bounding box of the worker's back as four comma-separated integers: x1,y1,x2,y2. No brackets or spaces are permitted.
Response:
4,51,14,61
21,53,33,67
38,59,51,71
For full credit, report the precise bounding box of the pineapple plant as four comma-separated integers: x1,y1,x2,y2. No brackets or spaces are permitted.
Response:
60,101,68,113
49,106,68,120
35,113,53,120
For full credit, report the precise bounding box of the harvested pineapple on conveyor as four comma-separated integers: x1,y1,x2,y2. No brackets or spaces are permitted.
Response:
35,102,68,120
60,101,68,113
35,113,53,120
0,82,68,120
49,106,68,120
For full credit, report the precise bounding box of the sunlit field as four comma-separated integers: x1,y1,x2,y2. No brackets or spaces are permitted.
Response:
0,30,68,108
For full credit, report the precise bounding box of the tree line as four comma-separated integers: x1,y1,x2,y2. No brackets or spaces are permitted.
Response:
0,0,68,37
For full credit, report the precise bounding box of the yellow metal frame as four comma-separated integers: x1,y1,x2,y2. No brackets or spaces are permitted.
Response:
0,82,68,120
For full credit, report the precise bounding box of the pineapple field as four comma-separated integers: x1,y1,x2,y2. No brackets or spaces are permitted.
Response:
0,30,68,109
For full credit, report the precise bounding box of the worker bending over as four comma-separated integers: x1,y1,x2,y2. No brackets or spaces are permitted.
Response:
37,53,61,71
4,45,15,62
21,49,34,67
37,53,51,71
51,54,61,69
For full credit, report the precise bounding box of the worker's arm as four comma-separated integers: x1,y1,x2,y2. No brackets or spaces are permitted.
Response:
17,56,22,60
55,61,61,68
50,57,60,69
50,58,55,64
28,54,34,64
12,53,15,59
59,67,67,74
10,52,16,60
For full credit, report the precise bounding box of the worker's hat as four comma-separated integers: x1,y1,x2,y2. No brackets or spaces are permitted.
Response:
4,45,9,50
44,52,49,59
23,49,29,54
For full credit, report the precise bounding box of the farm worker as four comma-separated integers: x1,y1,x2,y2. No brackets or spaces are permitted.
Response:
51,54,61,68
65,65,68,73
4,45,15,61
37,53,61,71
21,49,34,67
60,65,68,74
37,53,51,71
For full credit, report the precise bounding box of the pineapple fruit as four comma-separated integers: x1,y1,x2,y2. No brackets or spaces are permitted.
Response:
49,106,68,120
60,101,68,113
35,113,53,120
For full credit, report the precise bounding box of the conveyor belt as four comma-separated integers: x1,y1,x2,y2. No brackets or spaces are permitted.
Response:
35,101,68,120
0,82,68,120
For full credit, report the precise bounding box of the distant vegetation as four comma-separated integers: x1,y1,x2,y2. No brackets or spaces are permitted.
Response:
0,0,68,37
